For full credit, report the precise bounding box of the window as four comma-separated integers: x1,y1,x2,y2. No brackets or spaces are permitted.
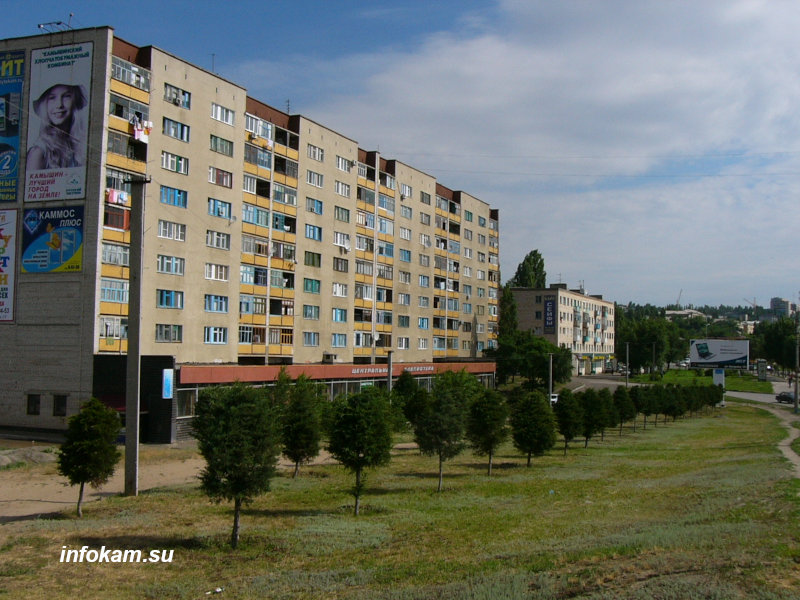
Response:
333,231,350,248
306,170,324,188
161,151,188,174
419,296,430,308
377,241,394,258
112,56,151,90
106,131,145,161
101,278,129,303
418,317,430,329
332,333,347,348
398,270,411,284
464,210,473,222
464,229,473,241
204,294,229,313
334,206,350,222
378,193,395,213
98,316,127,341
273,184,297,206
420,212,431,225
400,183,412,199
157,289,184,309
463,266,472,277
162,117,189,142
356,260,373,276
400,205,412,220
303,331,320,347
418,338,429,350
157,254,185,275
245,114,272,139
397,337,410,350
104,205,131,230
419,275,430,287
206,230,231,250
102,243,129,266
26,394,40,415
160,185,187,208
244,143,271,168
304,251,321,267
398,315,410,328
332,307,347,322
335,181,351,197
109,93,149,123
210,135,234,157
397,293,411,305
208,198,232,219
377,264,393,280
307,143,324,161
399,227,412,241
336,155,351,172
204,326,228,344
164,83,190,108
208,167,232,188
242,203,269,227
419,254,430,268
240,295,267,315
479,216,487,227
211,102,234,125
478,234,486,245
399,249,411,262
332,282,348,297
305,224,322,241
304,278,321,294
420,191,431,205
355,283,373,300
205,263,229,281
357,211,375,229
52,394,68,417
378,217,394,235
464,247,473,259
333,257,348,272
303,305,320,320
306,197,323,214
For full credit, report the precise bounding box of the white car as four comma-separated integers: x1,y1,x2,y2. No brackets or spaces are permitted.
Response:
549,394,559,405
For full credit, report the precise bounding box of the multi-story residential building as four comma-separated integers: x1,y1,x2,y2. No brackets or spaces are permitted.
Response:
0,27,498,439
511,284,614,375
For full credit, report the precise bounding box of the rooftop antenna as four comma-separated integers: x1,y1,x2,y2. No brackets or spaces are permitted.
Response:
286,99,291,113
211,53,215,72
38,13,74,33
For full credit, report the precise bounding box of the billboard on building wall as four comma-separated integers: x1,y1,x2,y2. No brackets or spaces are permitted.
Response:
0,51,24,202
0,209,16,320
20,205,83,273
543,295,556,334
689,338,749,368
24,42,92,201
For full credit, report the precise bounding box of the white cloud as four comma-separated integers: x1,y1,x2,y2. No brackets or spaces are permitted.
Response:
234,0,800,305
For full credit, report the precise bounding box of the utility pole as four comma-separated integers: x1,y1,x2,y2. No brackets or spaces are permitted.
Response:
124,175,150,497
548,353,553,399
795,301,799,415
626,342,630,388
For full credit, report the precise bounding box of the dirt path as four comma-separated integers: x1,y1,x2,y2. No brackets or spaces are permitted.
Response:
0,444,336,523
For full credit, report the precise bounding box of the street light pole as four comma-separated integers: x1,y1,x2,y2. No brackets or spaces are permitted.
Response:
626,342,630,388
548,352,553,399
794,306,799,415
124,175,150,497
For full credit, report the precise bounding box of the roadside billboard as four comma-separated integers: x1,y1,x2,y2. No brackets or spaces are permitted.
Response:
689,338,749,368
0,50,24,202
24,42,92,201
543,295,556,334
0,209,16,321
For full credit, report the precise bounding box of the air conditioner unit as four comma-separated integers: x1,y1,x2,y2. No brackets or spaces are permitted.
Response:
344,242,351,252
284,225,291,231
172,97,181,106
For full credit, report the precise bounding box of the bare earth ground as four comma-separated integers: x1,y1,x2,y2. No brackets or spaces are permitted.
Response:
1,386,798,524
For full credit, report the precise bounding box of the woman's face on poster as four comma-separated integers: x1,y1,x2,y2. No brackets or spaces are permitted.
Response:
44,85,76,126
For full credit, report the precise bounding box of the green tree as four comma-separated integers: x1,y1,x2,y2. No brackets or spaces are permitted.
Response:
516,331,572,387
756,318,797,371
327,387,393,515
57,398,122,518
495,285,522,384
466,389,509,475
414,370,480,491
509,389,556,466
194,383,282,548
553,389,584,456
282,374,325,478
577,389,603,448
596,388,618,441
613,386,636,434
507,249,546,288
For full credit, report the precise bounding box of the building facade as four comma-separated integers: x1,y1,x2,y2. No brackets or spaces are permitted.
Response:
0,28,498,437
511,284,614,375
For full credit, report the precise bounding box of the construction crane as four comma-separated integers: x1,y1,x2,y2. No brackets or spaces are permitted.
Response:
743,297,758,309
676,289,682,307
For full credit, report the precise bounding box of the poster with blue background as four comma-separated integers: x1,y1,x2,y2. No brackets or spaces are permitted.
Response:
0,50,24,202
21,206,83,273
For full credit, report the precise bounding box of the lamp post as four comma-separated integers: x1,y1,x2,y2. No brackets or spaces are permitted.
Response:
626,342,630,388
548,352,553,400
124,175,150,497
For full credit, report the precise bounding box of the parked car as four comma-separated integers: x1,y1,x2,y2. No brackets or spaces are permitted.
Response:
549,394,559,405
776,392,795,404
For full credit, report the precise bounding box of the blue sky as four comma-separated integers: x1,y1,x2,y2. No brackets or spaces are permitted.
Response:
4,0,800,308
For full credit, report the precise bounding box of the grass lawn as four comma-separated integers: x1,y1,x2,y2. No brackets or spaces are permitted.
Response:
631,369,774,394
1,401,799,599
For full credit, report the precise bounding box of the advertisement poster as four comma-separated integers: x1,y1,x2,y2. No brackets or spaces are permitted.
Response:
543,295,556,334
689,338,749,368
0,51,24,202
21,205,83,273
0,209,16,320
24,42,92,201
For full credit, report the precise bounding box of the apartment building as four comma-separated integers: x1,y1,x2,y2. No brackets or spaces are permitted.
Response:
511,284,614,375
0,27,498,438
